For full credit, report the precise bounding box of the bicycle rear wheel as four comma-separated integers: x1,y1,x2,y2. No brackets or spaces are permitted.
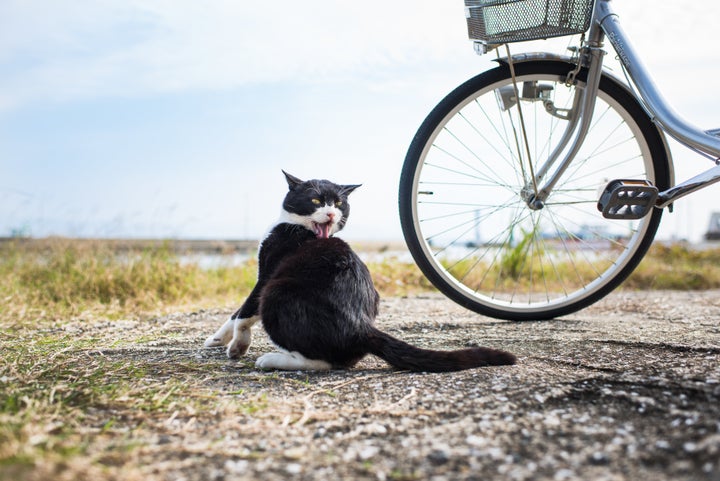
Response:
399,60,671,320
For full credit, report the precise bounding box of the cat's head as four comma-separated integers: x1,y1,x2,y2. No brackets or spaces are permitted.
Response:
279,170,361,239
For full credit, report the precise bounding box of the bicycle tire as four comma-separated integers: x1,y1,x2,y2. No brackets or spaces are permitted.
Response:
399,60,671,320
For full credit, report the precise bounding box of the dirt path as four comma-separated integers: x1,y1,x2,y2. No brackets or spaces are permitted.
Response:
12,290,720,481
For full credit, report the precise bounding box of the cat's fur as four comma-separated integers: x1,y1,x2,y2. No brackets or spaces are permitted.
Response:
205,171,516,372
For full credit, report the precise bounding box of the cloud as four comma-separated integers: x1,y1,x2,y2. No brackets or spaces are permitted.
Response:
0,1,470,111
3,0,720,112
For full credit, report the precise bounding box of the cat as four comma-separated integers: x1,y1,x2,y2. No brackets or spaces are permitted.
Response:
204,171,516,371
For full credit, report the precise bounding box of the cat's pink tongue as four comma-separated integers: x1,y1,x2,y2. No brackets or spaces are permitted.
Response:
313,222,332,239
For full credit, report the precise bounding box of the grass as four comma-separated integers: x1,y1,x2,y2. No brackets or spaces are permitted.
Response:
0,238,435,325
0,323,287,480
0,238,258,324
624,242,720,290
1,237,719,479
445,242,720,297
2,238,720,325
0,237,432,479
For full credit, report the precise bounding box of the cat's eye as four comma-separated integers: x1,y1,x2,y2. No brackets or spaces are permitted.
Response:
335,200,343,207
311,198,321,205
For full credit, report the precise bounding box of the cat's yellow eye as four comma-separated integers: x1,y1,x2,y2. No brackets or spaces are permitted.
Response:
311,198,321,205
335,200,343,207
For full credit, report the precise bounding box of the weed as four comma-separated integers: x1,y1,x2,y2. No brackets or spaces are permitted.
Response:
626,243,720,290
499,226,535,279
237,393,269,415
364,257,433,296
0,238,257,324
3,238,720,327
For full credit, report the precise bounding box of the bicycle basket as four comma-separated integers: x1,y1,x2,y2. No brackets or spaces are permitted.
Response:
464,0,595,45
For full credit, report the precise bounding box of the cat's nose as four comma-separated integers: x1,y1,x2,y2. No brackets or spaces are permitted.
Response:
326,212,335,221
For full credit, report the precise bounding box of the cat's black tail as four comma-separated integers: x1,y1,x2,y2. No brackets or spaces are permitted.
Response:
364,327,516,372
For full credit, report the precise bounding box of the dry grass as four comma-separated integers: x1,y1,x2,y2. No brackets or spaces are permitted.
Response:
0,327,273,481
0,238,438,325
0,238,436,479
1,238,720,479
3,238,720,326
0,238,257,324
626,242,720,290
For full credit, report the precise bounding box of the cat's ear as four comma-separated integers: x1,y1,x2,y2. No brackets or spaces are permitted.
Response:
282,170,304,190
341,184,362,196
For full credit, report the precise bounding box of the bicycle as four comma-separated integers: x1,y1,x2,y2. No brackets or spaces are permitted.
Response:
398,0,720,321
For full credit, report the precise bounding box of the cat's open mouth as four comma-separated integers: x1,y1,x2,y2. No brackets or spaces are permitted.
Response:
312,221,333,239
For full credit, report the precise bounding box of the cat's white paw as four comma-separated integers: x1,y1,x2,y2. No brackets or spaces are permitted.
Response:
204,334,226,348
225,316,259,359
255,352,288,370
226,337,251,359
204,317,235,348
255,351,332,371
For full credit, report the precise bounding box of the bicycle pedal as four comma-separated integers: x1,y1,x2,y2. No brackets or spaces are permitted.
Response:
597,179,658,220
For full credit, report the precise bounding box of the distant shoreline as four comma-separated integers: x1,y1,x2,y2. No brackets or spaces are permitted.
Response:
0,237,257,254
0,237,409,254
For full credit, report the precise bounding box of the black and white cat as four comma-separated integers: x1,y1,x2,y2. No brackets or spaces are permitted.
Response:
204,171,516,372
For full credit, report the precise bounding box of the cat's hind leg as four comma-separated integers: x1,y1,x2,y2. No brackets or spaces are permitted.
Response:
256,351,332,371
204,317,235,347
226,316,260,359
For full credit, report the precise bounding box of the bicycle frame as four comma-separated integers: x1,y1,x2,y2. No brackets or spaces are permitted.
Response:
520,0,720,210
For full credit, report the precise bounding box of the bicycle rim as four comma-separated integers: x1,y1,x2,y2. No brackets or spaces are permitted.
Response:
401,62,668,320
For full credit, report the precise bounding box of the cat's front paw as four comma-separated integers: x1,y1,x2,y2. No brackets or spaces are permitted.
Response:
226,322,253,359
204,334,226,348
226,339,251,359
204,318,235,348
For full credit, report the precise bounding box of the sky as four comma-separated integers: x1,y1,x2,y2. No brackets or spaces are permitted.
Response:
2,1,720,242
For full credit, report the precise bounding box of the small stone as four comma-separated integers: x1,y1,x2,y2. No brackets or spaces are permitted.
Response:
359,446,379,460
365,422,388,435
466,435,487,447
655,440,670,450
224,460,248,474
589,452,609,465
283,447,306,460
554,469,575,480
427,449,450,466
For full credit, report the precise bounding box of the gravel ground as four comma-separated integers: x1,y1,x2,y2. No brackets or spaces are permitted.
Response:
63,290,720,480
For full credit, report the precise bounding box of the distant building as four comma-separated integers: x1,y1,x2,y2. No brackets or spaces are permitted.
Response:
705,212,720,240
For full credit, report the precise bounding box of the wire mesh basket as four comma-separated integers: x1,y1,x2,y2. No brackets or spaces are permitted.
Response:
464,0,595,45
